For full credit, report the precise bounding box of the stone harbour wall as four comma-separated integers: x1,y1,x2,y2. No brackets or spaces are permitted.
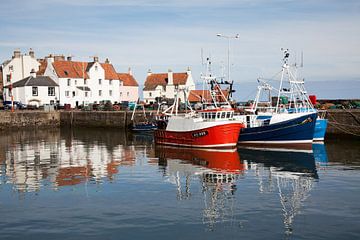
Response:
0,111,60,130
326,109,360,137
0,110,359,138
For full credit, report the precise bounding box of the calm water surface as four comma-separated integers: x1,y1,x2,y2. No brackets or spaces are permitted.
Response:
0,128,359,240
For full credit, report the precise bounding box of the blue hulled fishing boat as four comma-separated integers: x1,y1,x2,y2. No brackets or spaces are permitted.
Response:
237,49,319,147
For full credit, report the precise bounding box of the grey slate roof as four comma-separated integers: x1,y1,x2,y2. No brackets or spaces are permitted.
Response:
76,86,91,91
12,76,58,88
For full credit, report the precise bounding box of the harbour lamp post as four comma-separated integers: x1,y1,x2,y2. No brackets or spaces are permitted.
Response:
216,33,239,83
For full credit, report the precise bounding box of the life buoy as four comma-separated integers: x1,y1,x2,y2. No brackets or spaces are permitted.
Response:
113,105,120,111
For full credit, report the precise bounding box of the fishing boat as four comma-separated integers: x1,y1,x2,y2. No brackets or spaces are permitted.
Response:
154,59,245,149
237,49,317,147
130,101,157,131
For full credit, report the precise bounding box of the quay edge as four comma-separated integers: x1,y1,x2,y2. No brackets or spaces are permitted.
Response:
0,109,358,138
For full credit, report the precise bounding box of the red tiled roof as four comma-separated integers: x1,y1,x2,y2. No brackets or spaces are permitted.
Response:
37,59,47,75
117,73,139,86
52,61,90,79
188,89,229,103
101,63,119,80
144,72,188,91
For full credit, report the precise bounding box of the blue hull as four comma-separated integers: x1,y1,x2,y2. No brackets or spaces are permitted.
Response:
314,118,327,141
239,112,317,145
132,123,157,131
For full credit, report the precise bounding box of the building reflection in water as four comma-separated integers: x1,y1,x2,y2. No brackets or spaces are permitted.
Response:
239,147,318,237
0,128,141,192
155,146,245,230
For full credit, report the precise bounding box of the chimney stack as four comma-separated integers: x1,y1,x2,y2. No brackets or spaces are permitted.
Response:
67,55,72,61
105,58,110,64
29,48,35,58
30,69,36,78
167,69,173,85
93,56,99,62
147,69,152,76
13,49,21,58
128,67,132,75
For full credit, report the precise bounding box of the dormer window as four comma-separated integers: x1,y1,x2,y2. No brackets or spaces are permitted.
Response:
95,65,98,71
64,70,68,76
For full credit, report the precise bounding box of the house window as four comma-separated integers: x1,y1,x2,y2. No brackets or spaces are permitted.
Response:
127,92,129,96
120,92,122,97
109,80,113,85
65,91,69,97
99,90,102,96
75,80,77,85
109,90,112,96
72,91,76,97
84,79,87,85
67,79,71,86
95,65,98,71
119,81,123,86
48,87,55,96
99,79,102,85
6,74,11,83
149,92,152,97
32,87,38,96
85,92,88,97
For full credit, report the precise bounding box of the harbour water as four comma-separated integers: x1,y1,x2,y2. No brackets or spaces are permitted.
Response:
0,128,359,240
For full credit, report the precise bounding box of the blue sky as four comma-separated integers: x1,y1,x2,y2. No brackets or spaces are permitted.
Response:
1,0,359,99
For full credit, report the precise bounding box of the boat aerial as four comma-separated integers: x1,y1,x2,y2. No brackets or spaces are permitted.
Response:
237,48,318,148
154,58,245,149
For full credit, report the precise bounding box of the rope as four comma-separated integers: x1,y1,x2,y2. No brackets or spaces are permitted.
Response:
327,112,360,136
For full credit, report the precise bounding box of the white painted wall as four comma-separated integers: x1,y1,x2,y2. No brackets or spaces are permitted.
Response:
9,85,59,106
2,52,40,86
120,86,139,102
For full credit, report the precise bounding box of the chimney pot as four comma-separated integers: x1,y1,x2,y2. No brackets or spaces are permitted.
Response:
30,69,36,78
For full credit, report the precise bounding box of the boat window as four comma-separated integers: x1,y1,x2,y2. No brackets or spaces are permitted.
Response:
226,112,231,118
217,112,221,119
221,112,226,118
211,112,216,119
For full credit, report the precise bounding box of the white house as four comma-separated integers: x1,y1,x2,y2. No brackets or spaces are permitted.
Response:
117,68,139,103
1,49,41,102
4,69,59,107
44,56,121,107
143,68,195,104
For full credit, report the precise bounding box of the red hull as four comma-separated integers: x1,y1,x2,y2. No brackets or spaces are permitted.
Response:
156,146,245,173
154,123,244,148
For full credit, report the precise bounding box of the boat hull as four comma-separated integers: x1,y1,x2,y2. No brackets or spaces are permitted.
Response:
238,112,317,147
154,123,243,148
313,118,327,141
131,123,157,131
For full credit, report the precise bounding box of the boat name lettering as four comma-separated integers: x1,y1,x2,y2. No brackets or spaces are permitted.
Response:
192,131,208,138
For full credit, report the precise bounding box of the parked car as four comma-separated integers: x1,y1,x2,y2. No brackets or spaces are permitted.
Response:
3,101,27,110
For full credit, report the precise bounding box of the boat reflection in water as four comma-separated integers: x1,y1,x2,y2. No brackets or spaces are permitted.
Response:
238,147,318,236
155,146,245,230
312,142,329,166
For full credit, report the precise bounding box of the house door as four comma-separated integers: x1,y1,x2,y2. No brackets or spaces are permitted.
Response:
76,101,79,108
